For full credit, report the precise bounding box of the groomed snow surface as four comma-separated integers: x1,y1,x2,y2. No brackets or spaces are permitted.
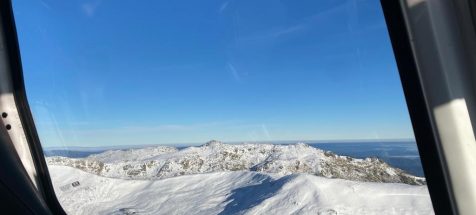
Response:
47,142,434,215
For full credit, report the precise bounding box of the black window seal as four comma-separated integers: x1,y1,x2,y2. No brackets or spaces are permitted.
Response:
380,0,457,214
0,0,66,214
1,0,458,214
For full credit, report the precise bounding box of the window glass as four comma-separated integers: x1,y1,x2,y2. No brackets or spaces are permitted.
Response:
13,0,434,214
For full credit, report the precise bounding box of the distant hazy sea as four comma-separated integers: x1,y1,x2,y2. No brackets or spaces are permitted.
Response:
309,141,424,177
44,141,425,177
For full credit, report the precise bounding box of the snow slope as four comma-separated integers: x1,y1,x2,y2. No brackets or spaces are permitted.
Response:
49,165,433,215
47,141,425,185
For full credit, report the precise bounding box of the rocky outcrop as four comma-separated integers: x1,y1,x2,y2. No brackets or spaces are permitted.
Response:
46,141,425,185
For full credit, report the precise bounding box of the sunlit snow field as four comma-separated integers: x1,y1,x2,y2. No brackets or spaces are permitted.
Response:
45,141,433,215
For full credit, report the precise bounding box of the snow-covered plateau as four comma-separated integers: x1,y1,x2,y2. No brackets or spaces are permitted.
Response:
47,141,434,214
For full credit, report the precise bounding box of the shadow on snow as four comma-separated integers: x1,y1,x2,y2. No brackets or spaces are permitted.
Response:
218,174,296,215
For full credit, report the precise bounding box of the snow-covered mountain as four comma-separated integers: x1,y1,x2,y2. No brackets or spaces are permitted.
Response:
46,141,425,185
49,165,433,215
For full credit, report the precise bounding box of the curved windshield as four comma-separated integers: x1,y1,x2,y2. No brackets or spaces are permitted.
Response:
13,0,433,214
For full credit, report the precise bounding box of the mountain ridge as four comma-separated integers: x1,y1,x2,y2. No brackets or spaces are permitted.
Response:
46,141,425,185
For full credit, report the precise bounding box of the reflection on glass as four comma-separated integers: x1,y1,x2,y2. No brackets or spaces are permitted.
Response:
13,0,434,214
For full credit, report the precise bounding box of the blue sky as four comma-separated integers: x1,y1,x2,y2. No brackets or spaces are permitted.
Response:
12,0,414,147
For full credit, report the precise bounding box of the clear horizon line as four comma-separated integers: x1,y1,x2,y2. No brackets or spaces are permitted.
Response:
43,137,416,149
